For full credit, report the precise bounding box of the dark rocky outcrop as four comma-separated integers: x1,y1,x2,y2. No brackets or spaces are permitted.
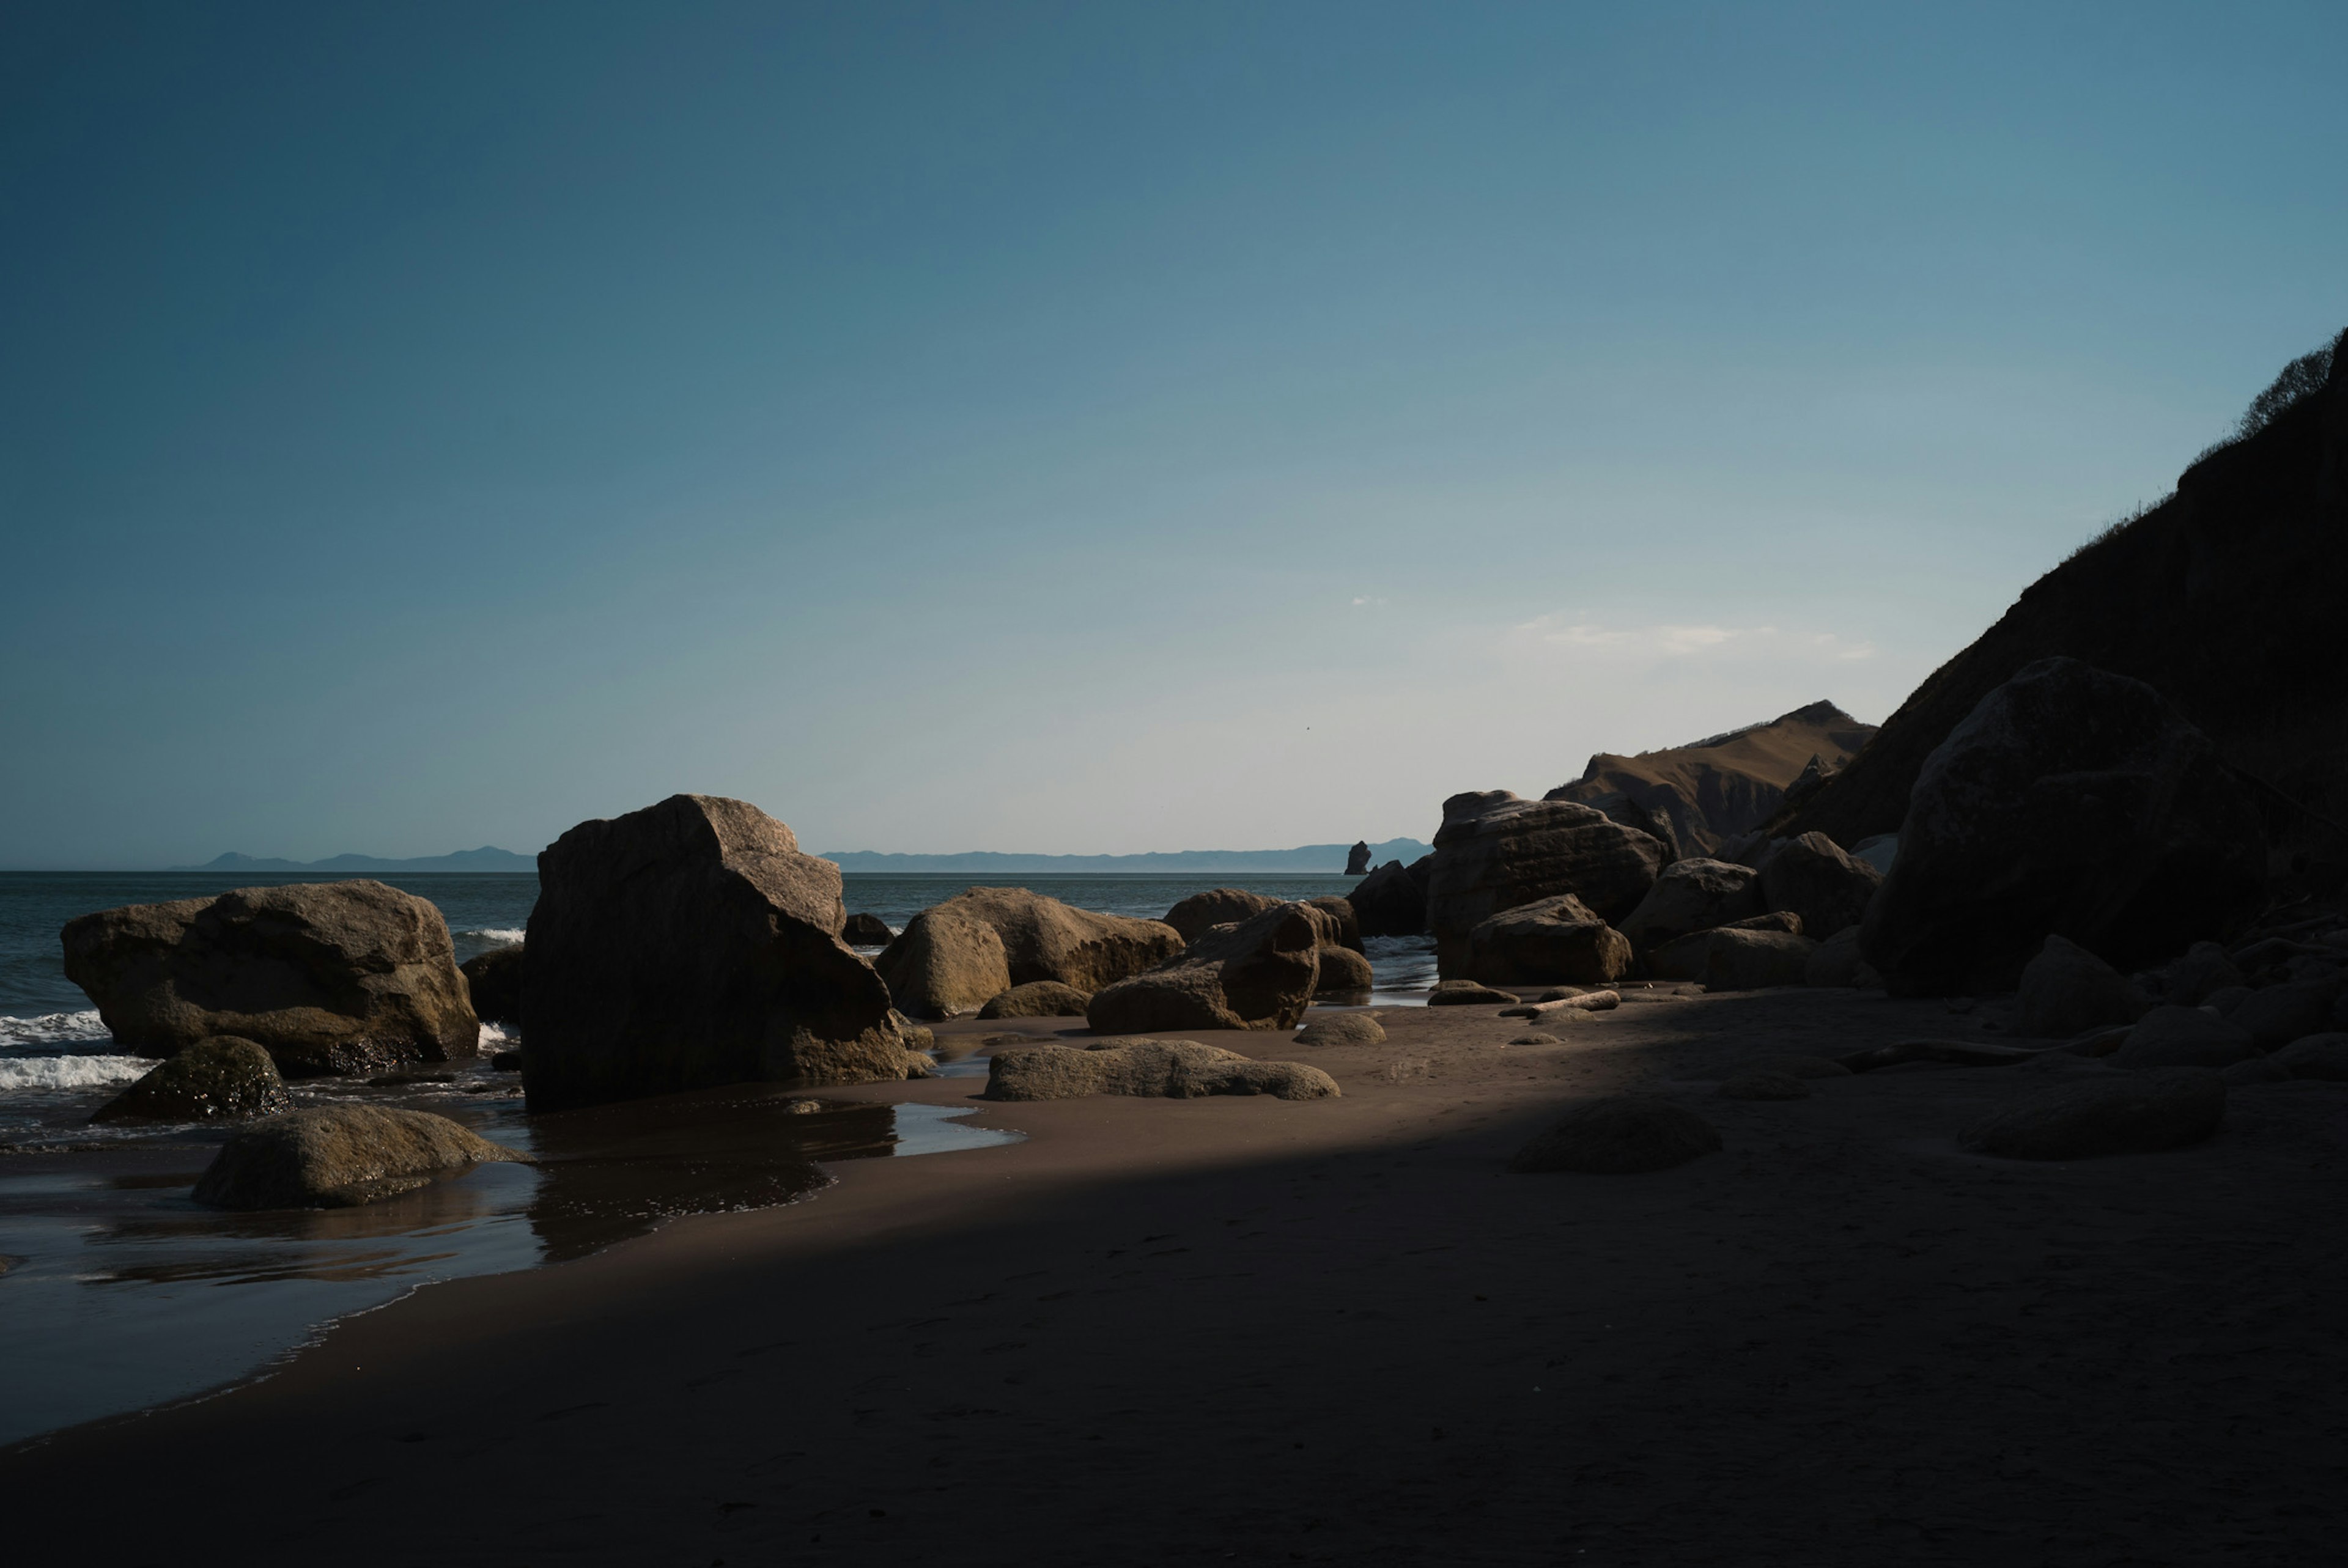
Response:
461,946,524,1026
983,1039,1339,1102
524,794,913,1111
1465,895,1631,986
880,888,1184,1020
2273,1032,2348,1080
2017,935,2150,1039
1617,858,1763,952
2152,941,2244,1007
1755,832,1882,941
1348,858,1430,937
1085,903,1324,1034
1965,1067,2227,1160
90,1036,289,1124
193,1105,529,1209
1803,927,1878,988
62,880,478,1077
2229,979,2344,1048
1645,913,1804,981
1162,888,1278,946
1859,658,2267,996
1507,1097,1723,1174
1773,330,2348,878
2114,1006,2258,1070
976,980,1093,1019
1426,793,1664,977
841,913,893,946
1702,929,1818,992
1546,701,1878,857
1346,841,1372,875
1294,1012,1386,1046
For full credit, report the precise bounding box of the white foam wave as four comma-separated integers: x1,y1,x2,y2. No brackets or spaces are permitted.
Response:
0,1010,113,1048
478,1021,513,1049
462,929,526,945
0,1054,152,1091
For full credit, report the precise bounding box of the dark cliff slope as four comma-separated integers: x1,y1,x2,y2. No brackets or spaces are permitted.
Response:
1772,329,2348,867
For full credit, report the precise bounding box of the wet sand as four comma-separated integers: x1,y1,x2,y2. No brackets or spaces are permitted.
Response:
8,985,2346,1564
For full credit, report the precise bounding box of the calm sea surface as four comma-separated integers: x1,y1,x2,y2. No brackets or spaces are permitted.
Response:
0,869,1429,1449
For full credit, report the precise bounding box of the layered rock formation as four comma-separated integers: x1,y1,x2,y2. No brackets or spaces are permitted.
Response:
62,880,478,1077
524,794,914,1110
879,888,1182,1019
1546,701,1878,857
1425,793,1664,977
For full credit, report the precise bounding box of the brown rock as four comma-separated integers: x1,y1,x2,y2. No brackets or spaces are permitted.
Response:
841,912,893,946
1162,888,1277,945
89,1036,289,1124
1756,832,1882,941
1313,944,1376,996
193,1105,530,1210
61,880,477,1078
1617,858,1764,952
1086,904,1324,1034
983,1039,1339,1102
880,888,1183,1020
1427,793,1664,976
1349,857,1431,938
1294,1012,1386,1046
1466,894,1631,986
976,980,1093,1019
524,794,911,1110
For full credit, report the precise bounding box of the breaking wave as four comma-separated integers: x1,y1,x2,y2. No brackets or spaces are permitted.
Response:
460,928,525,946
0,1009,113,1048
0,1054,150,1091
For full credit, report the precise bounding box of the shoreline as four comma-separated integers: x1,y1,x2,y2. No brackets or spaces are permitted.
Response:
7,989,2344,1562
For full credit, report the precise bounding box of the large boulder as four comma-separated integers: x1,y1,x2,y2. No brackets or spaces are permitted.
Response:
461,946,524,1025
2229,979,2345,1048
90,1036,289,1124
1466,895,1631,986
1507,1097,1723,1174
1965,1068,2227,1160
1756,833,1882,940
1313,944,1376,996
1702,929,1818,992
1646,913,1803,981
1804,927,1878,988
525,794,913,1110
2273,1033,2348,1080
1087,903,1324,1033
61,881,478,1078
976,980,1092,1019
1348,858,1429,937
2016,935,2150,1039
983,1039,1339,1101
1162,888,1277,946
193,1105,529,1209
1860,658,2266,996
2114,1006,2258,1069
879,888,1183,1020
1617,858,1763,951
1306,896,1364,953
1425,793,1665,976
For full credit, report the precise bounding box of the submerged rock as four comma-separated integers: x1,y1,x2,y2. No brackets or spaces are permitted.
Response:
525,794,912,1110
1086,903,1326,1034
1966,1067,2226,1160
983,1039,1339,1102
193,1105,529,1210
881,888,1183,1020
976,980,1093,1019
461,946,525,1025
90,1036,289,1124
1507,1097,1722,1174
62,880,478,1077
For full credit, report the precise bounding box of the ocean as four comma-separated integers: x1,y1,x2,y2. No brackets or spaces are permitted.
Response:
0,869,1431,1448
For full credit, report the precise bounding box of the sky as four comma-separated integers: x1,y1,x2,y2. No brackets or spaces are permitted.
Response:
3,1,2343,868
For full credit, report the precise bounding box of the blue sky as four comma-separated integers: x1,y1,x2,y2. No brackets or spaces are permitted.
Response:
4,1,2342,867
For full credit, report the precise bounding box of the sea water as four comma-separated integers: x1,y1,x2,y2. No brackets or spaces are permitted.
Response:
0,869,1431,1448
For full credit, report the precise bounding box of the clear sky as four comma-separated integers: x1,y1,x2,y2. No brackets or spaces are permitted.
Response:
4,1,2342,868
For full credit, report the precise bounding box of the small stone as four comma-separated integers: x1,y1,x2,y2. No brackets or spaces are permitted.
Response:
1427,980,1518,1006
1508,1033,1564,1047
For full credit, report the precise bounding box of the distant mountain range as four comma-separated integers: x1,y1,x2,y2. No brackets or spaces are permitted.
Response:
819,840,1432,875
170,839,1433,876
172,847,538,872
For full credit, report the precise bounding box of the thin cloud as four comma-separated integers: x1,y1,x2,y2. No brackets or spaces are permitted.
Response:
1513,615,1874,662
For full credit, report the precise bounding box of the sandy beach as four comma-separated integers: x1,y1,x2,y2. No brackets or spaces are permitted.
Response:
9,987,2343,1566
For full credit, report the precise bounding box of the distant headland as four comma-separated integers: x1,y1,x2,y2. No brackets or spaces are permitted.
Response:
169,848,538,873
819,841,1433,874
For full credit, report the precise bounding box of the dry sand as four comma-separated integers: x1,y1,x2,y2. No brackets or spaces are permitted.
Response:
7,985,2346,1564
